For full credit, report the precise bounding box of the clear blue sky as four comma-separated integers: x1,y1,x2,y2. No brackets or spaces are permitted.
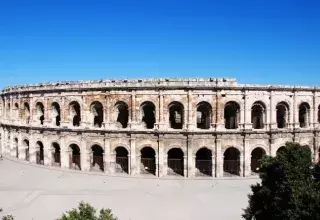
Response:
1,0,320,89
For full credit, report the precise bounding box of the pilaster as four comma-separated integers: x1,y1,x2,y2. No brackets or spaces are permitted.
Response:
130,136,136,175
215,138,223,178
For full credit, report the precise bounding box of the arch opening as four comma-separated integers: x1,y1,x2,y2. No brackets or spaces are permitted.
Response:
36,102,45,125
90,102,104,128
141,102,156,129
276,102,289,128
197,102,212,129
299,102,310,128
115,147,129,174
169,102,184,129
276,146,287,156
140,147,156,175
223,147,240,176
14,103,19,118
52,143,61,166
23,103,30,124
167,148,184,176
251,102,265,129
224,102,240,129
91,145,104,172
70,144,81,170
195,148,212,176
69,101,81,127
115,102,129,128
251,147,266,173
51,102,61,126
36,141,44,165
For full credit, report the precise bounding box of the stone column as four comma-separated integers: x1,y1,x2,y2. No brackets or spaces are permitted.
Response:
130,91,137,129
244,93,252,130
216,91,225,131
104,136,111,174
105,93,110,128
110,152,116,174
81,139,90,171
18,132,24,160
158,91,165,130
211,154,216,178
129,137,136,175
215,138,223,178
62,150,71,169
240,102,245,130
243,138,251,177
187,90,195,130
187,137,194,177
43,98,51,126
29,135,37,163
155,151,159,177
183,155,187,177
43,135,50,166
158,136,165,177
9,133,14,157
239,154,244,177
293,91,299,128
136,154,141,175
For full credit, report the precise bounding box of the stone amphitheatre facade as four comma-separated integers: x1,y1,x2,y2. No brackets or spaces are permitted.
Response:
0,78,319,178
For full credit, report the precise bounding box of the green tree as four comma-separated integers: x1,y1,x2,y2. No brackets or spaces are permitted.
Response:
2,215,14,220
243,142,320,220
57,201,117,220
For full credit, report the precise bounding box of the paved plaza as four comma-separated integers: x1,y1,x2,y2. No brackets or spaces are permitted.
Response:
0,157,258,220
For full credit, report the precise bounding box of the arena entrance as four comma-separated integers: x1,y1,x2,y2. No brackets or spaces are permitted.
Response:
140,147,156,175
36,141,44,165
70,144,81,170
91,145,104,172
167,148,184,176
195,148,212,176
223,147,240,176
251,147,266,174
115,147,129,174
52,143,61,166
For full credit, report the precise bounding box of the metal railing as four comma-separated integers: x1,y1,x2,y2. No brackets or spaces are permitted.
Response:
92,155,104,171
168,159,184,176
115,157,128,174
53,153,61,166
140,158,156,175
195,160,212,176
71,155,81,170
223,159,240,176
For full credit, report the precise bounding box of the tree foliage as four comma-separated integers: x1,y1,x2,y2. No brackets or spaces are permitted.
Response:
57,201,117,220
243,142,320,220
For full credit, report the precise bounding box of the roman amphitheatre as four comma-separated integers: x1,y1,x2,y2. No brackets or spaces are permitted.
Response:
0,77,320,219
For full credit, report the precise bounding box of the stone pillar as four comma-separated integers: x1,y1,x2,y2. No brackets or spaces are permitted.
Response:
244,93,252,130
187,90,195,130
104,136,111,174
63,150,71,169
9,133,14,157
243,138,251,177
239,154,244,177
314,137,319,163
187,137,194,177
215,138,223,178
211,154,216,178
158,91,165,130
293,91,299,128
216,91,225,131
183,155,187,177
18,132,24,160
81,140,90,171
155,151,159,177
29,135,36,163
240,102,245,130
158,136,165,177
136,154,141,175
110,152,116,174
129,137,136,175
43,135,50,166
130,91,137,129
105,93,110,128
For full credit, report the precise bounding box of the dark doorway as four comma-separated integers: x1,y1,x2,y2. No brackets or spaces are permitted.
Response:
167,148,184,176
195,148,212,176
223,147,240,176
115,147,129,174
169,102,184,129
115,102,129,128
251,148,266,173
141,102,156,129
224,102,240,129
140,147,156,175
70,144,81,170
92,145,104,172
196,102,212,129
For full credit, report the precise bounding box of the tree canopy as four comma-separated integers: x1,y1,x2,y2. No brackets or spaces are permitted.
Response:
243,142,320,220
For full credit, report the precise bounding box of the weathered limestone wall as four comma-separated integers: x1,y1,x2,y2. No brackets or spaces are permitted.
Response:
0,78,319,178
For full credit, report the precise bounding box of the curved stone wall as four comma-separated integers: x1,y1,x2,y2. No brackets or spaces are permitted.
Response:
0,78,319,178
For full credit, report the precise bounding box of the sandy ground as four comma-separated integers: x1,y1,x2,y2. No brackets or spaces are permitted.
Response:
0,158,258,220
